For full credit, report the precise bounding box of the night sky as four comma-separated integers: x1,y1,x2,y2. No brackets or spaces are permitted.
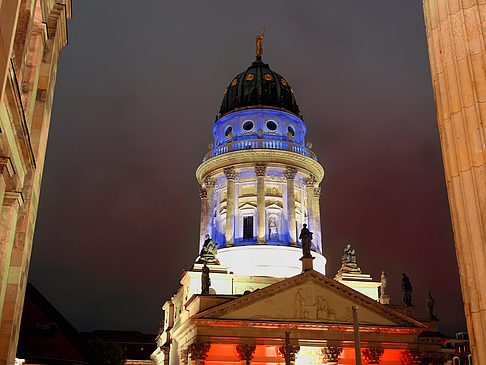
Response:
28,1,466,336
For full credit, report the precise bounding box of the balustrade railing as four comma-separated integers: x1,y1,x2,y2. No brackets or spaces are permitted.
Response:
202,139,317,161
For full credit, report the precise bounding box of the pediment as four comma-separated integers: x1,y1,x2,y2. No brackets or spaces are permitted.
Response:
194,271,423,328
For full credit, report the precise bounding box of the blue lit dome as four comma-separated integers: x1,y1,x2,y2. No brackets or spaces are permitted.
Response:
219,56,300,117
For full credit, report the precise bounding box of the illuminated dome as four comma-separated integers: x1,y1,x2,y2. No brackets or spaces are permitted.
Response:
219,56,300,117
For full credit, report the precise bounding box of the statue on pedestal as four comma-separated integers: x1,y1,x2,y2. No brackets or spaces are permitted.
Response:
402,273,413,306
379,271,390,305
299,224,313,258
340,243,361,273
197,234,220,265
426,290,437,320
201,262,210,295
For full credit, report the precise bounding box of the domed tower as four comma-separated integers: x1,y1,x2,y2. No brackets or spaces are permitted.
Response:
196,46,325,278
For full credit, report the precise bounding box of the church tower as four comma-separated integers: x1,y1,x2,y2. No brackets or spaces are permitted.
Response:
196,51,326,277
153,37,446,365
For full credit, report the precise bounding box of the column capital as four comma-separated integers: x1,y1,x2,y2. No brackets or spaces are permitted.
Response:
305,174,317,187
362,348,384,364
314,186,321,197
223,167,237,180
199,188,207,199
255,163,267,177
278,344,300,362
284,166,297,180
203,175,216,188
321,347,343,364
188,343,211,360
236,344,256,361
178,348,189,365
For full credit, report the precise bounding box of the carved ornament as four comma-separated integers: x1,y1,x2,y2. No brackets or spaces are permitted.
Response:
314,186,321,198
224,167,237,180
199,188,207,199
284,166,297,180
400,349,423,365
362,348,384,364
278,344,300,361
255,163,267,177
236,344,256,361
305,174,317,187
321,347,343,363
188,343,211,360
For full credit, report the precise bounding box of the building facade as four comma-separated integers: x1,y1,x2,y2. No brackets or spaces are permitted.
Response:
152,44,446,364
0,1,71,364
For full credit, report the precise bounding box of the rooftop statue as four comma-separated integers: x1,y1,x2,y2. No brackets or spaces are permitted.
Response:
427,290,437,320
299,224,313,258
402,273,413,306
197,234,220,265
380,271,387,297
256,27,265,57
201,262,210,295
341,243,361,273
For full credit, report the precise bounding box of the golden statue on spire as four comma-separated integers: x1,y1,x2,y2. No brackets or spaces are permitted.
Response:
256,27,265,57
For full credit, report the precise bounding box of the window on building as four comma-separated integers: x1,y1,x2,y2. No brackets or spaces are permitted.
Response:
243,216,253,240
225,126,232,136
242,120,254,131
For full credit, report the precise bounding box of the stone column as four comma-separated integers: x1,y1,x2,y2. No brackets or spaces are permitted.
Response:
188,343,210,365
224,167,237,247
199,188,207,250
255,163,267,244
314,186,322,253
204,177,215,239
178,348,189,365
423,1,486,361
284,167,297,245
236,344,256,365
305,175,316,235
0,192,21,324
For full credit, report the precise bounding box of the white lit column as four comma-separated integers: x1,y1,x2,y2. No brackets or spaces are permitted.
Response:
305,175,316,235
224,167,237,247
199,187,207,250
255,163,266,244
285,167,297,245
314,186,322,253
204,177,215,239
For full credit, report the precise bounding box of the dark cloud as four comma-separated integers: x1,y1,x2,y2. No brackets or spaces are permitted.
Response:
29,1,465,335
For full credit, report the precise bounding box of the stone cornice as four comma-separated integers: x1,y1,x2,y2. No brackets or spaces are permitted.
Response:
196,149,324,184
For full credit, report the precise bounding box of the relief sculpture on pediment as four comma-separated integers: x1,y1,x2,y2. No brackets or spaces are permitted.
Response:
293,286,336,321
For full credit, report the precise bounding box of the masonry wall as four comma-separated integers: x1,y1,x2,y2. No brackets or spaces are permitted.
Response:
0,1,71,364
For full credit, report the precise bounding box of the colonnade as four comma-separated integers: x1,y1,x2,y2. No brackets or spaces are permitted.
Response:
198,164,322,252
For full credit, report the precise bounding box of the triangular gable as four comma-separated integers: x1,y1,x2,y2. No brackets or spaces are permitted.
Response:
194,270,424,328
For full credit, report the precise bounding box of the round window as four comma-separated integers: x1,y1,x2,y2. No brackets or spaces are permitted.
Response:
288,126,295,136
242,121,254,131
266,120,277,131
225,126,232,136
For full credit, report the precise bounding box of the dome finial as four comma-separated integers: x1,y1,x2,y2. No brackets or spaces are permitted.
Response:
256,27,265,58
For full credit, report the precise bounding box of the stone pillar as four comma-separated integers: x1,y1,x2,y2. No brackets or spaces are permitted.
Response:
178,348,189,365
199,188,207,250
0,192,21,323
188,343,210,365
422,1,486,361
255,163,266,244
205,177,215,239
314,186,322,253
305,175,316,235
236,344,256,365
224,167,237,247
284,167,297,245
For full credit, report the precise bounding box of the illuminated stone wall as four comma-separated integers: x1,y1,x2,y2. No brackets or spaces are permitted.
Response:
0,1,71,363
